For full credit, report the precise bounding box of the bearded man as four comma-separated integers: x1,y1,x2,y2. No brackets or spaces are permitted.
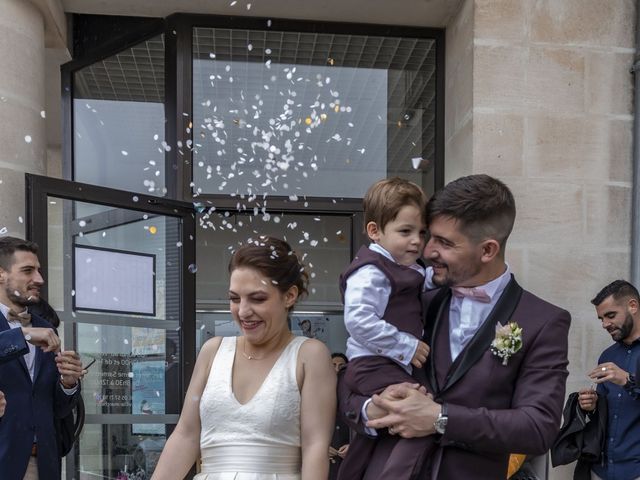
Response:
0,236,83,480
578,280,640,480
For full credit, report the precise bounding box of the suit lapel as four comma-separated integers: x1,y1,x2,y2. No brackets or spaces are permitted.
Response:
439,275,523,394
423,288,451,394
0,311,30,378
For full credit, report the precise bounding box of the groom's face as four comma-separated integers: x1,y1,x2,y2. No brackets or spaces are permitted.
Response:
424,215,484,287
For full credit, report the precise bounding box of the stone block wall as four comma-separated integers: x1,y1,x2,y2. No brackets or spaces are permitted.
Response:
445,2,635,478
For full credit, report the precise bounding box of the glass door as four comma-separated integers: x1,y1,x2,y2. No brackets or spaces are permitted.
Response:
26,174,196,480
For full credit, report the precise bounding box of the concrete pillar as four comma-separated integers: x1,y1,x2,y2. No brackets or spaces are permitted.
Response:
0,0,47,237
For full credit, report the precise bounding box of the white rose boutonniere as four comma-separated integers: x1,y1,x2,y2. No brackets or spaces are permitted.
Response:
490,322,523,366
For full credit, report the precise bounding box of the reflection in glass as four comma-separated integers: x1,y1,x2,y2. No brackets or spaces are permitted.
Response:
47,197,182,322
195,311,348,357
195,212,351,306
73,35,166,196
192,28,437,198
78,323,180,417
79,422,173,479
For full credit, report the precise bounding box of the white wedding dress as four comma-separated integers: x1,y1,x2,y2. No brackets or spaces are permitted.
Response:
194,336,308,480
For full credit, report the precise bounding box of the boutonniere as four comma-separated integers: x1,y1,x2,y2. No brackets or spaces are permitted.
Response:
490,322,523,366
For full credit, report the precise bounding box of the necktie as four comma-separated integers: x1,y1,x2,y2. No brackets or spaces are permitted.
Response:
451,286,491,303
7,309,32,327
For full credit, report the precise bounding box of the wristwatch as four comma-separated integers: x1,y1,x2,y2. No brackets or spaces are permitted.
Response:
624,373,636,390
434,403,448,435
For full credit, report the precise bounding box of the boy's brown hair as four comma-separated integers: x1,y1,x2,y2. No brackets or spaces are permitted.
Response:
363,177,427,233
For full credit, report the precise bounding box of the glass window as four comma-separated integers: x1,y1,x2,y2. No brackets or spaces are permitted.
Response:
78,422,174,479
192,28,437,198
196,311,348,356
47,197,182,322
73,35,167,196
194,211,352,357
195,211,352,308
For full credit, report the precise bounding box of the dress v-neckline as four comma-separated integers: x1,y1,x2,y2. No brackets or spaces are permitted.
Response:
230,336,294,406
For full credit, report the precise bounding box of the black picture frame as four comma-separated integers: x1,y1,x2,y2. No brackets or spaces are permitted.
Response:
72,244,157,317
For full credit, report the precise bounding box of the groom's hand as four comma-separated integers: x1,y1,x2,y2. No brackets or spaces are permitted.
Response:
366,383,437,438
365,382,424,421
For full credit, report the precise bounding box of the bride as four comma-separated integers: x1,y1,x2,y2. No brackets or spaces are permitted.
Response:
151,237,336,480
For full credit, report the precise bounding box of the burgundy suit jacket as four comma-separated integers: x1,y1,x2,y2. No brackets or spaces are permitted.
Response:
338,276,571,479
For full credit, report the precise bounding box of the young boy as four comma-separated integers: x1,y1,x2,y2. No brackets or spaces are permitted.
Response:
338,177,434,480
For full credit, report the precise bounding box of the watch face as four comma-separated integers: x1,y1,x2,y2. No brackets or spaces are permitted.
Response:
435,416,447,434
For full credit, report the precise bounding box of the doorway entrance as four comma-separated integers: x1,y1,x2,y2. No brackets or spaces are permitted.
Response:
27,174,196,480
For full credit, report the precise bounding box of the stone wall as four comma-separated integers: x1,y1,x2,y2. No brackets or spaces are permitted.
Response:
0,0,47,237
445,1,635,478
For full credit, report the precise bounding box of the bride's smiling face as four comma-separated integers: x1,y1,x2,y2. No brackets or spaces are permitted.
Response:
228,267,298,346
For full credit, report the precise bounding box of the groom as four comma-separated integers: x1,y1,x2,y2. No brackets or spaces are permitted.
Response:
339,174,571,479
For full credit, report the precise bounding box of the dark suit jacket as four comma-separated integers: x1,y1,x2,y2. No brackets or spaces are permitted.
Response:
339,276,571,479
551,392,607,480
0,327,29,364
0,312,79,480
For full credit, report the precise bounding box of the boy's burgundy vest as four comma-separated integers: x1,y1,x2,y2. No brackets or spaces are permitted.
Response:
339,246,424,338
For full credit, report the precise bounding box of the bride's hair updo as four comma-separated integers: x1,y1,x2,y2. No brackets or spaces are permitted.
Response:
229,236,309,310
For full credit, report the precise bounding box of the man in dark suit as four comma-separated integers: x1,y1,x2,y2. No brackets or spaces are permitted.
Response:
0,236,84,480
339,174,571,479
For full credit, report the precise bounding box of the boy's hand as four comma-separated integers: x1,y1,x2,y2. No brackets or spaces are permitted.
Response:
411,341,430,368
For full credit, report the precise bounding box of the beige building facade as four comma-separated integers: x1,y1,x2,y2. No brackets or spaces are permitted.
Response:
0,0,636,479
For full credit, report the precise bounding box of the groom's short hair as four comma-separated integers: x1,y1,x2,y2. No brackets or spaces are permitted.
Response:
426,174,515,250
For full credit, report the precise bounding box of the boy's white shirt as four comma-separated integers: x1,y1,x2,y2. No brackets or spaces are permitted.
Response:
343,243,431,371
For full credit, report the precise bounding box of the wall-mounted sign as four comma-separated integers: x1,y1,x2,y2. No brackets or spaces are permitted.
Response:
74,245,156,315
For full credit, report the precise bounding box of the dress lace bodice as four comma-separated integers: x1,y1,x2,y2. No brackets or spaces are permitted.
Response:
195,336,308,479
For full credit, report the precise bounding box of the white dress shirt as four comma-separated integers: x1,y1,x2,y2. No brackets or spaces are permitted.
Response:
344,243,425,371
447,265,512,361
